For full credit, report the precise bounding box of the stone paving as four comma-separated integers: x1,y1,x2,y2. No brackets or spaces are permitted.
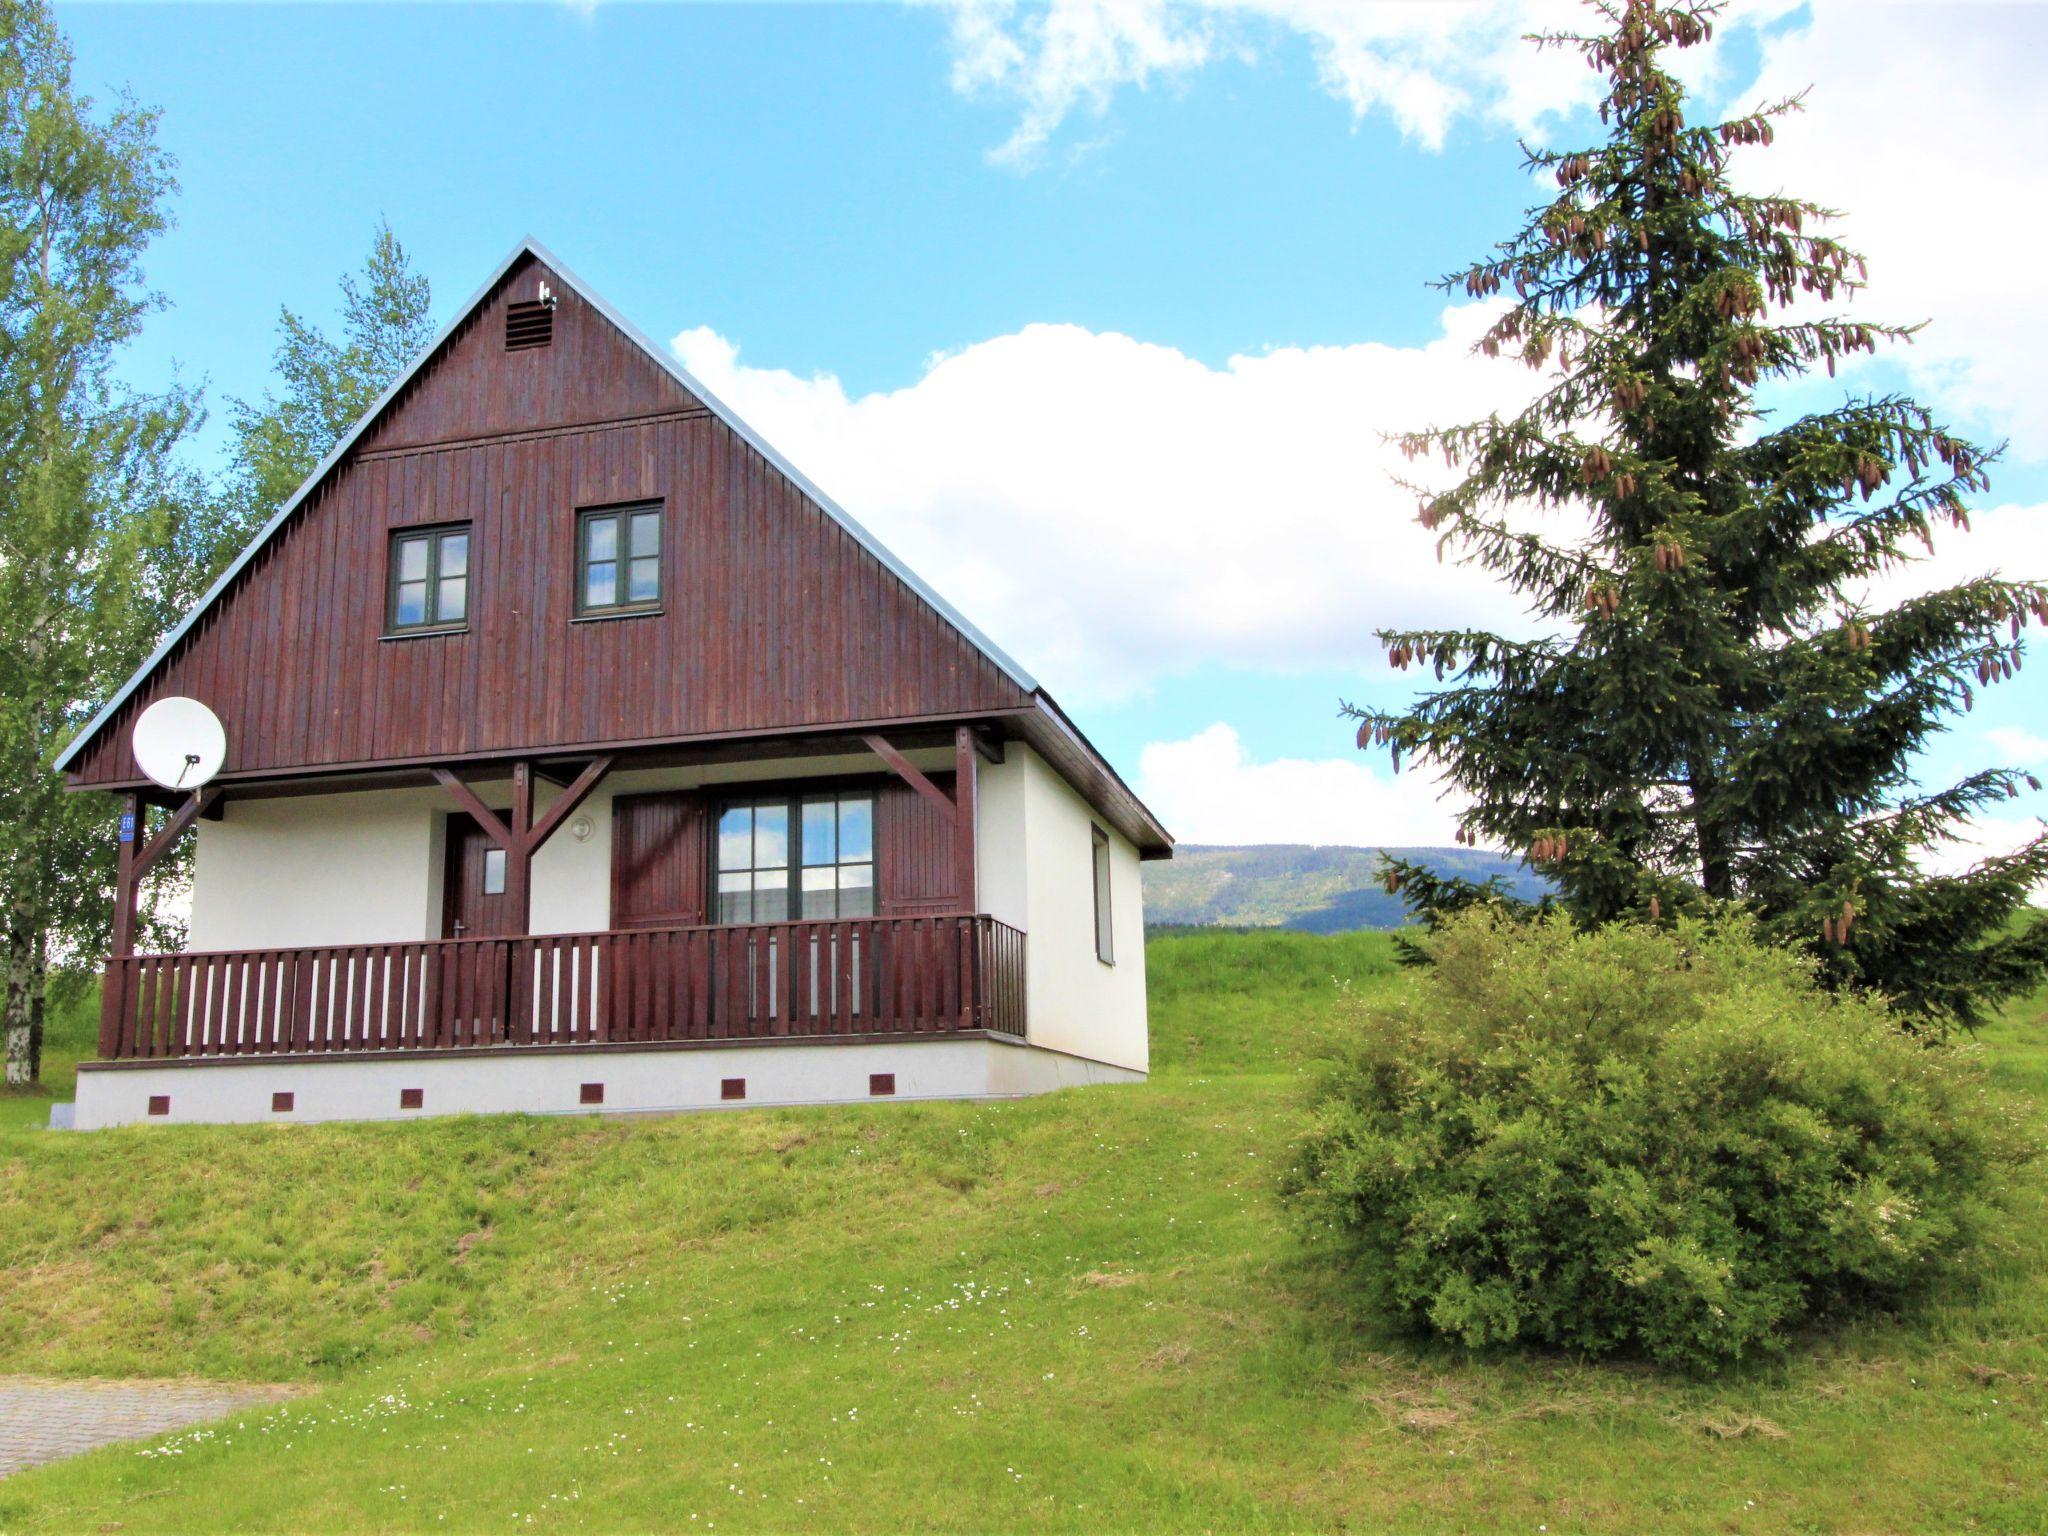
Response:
0,1376,302,1478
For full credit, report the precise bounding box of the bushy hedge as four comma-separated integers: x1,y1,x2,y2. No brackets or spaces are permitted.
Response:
1282,911,2030,1369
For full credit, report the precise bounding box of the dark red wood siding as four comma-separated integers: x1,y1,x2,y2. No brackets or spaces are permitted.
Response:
607,774,960,928
610,790,709,929
876,774,961,916
65,252,1029,788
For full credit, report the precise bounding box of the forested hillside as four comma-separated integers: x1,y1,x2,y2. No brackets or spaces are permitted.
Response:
1142,844,1547,931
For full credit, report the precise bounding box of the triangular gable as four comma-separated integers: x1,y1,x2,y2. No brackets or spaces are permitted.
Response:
55,237,1035,775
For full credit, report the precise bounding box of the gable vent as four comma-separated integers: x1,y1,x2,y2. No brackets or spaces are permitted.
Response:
505,299,554,351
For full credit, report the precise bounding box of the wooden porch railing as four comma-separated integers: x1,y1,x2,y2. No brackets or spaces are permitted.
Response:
97,914,1026,1061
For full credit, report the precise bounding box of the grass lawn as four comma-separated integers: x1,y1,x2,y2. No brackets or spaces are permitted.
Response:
0,927,2043,1532
0,988,95,1133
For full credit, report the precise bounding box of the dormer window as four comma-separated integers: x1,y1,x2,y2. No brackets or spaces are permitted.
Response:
576,502,663,617
387,524,470,634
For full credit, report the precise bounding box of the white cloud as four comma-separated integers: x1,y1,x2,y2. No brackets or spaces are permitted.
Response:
1136,721,1470,844
1734,3,2048,456
1987,727,2048,766
1918,812,2047,889
675,303,2044,709
933,2,2048,459
932,0,1608,165
674,306,1548,704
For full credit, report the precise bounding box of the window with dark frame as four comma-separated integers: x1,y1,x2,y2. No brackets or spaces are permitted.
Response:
1091,825,1115,964
715,791,876,924
577,502,663,617
388,524,470,633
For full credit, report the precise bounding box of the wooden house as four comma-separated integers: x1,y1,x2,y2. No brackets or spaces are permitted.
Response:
57,240,1171,1128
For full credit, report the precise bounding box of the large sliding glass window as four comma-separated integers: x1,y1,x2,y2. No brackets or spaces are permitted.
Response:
716,791,875,924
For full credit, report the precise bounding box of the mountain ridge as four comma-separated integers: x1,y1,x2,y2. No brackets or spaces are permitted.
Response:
1141,842,1546,932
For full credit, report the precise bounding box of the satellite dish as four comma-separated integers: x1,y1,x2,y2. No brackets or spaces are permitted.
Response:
132,697,227,791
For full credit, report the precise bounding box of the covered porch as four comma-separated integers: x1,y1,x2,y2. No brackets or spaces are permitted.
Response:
97,912,1025,1061
96,720,1019,1060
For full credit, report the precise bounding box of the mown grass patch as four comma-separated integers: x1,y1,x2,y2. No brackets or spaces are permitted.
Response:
0,929,2042,1533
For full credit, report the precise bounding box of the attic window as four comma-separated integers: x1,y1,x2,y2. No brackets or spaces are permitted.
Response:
505,299,553,351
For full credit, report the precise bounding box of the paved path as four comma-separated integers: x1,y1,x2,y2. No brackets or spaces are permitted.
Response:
0,1376,301,1478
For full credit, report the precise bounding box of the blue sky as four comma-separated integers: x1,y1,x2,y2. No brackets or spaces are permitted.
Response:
59,0,2048,853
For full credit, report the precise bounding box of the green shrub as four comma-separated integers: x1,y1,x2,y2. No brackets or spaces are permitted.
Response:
1282,911,2031,1369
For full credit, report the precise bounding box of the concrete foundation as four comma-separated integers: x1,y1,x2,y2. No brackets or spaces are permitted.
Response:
70,1033,1143,1130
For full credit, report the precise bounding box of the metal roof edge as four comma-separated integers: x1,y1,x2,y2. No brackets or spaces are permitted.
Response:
1027,690,1175,855
56,235,1038,774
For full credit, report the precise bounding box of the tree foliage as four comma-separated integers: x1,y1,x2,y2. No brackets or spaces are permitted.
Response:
218,220,432,547
1349,0,2048,1029
0,0,216,1083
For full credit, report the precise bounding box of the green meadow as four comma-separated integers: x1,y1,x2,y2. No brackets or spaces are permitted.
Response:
0,929,2043,1533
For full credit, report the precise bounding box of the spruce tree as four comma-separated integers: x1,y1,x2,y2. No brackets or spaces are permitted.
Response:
1348,0,2048,1030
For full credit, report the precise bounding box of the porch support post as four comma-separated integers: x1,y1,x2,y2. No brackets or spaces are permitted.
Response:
103,786,223,1056
953,725,978,913
506,760,535,936
109,792,144,961
863,731,980,915
432,756,613,939
112,784,224,952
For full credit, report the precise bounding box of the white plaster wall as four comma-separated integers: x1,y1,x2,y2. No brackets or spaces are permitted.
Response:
975,751,1029,932
974,745,1149,1075
72,1037,1144,1130
188,789,446,951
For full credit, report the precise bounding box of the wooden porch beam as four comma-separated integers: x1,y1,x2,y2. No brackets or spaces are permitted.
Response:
527,755,614,854
862,733,958,821
134,786,224,879
506,761,534,936
430,767,516,850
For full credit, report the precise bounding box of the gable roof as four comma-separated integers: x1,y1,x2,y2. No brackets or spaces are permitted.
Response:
54,237,1037,774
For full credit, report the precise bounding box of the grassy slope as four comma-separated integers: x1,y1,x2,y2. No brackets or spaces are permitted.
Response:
0,988,95,1132
0,930,2041,1534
